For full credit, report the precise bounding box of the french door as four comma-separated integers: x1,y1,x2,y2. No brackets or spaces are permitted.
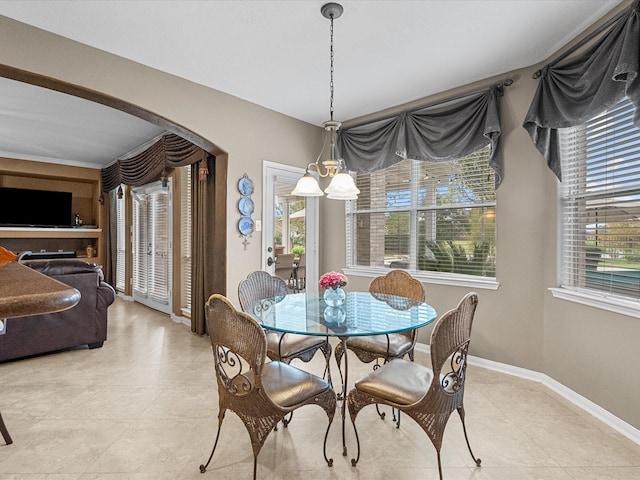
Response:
262,161,318,291
132,180,172,314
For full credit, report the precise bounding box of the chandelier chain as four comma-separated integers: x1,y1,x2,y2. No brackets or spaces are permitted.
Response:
329,12,335,121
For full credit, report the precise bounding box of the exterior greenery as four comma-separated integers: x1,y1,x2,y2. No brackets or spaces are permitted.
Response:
349,147,496,278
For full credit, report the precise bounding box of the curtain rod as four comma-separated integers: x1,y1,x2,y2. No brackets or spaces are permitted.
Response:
532,0,635,79
343,79,512,130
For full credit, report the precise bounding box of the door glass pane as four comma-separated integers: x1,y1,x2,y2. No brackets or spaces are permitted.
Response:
274,182,306,256
274,181,305,290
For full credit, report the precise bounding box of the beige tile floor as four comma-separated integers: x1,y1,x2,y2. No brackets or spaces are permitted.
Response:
1,297,640,479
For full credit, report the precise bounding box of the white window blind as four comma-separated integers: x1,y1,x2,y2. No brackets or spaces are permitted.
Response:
559,97,640,300
115,185,126,292
347,147,496,277
147,190,170,302
180,166,192,313
132,194,149,296
132,182,171,308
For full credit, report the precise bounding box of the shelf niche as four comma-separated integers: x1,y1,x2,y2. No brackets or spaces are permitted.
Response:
0,157,104,265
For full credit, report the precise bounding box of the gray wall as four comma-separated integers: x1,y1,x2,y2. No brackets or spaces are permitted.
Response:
1,3,638,432
0,15,322,303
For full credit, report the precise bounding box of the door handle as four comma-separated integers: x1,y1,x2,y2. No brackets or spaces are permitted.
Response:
267,257,275,266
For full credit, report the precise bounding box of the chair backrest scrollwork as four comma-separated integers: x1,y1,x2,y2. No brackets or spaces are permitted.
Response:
429,292,478,398
206,294,268,389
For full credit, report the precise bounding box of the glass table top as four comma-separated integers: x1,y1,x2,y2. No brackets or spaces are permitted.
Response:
246,291,437,337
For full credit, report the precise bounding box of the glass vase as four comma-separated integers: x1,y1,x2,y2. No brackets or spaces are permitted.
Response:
323,287,346,307
323,306,346,325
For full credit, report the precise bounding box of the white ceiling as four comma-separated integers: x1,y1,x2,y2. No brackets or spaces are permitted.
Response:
0,0,623,169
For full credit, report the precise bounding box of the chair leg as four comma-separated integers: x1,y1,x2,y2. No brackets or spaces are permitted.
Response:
0,411,12,445
322,417,334,467
253,455,258,480
436,450,443,480
372,361,387,422
349,415,361,467
394,408,401,428
282,411,293,428
374,404,386,420
199,411,225,473
458,406,481,467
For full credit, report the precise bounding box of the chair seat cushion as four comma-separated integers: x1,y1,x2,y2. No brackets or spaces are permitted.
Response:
262,361,331,408
266,332,326,359
346,333,413,357
354,358,433,405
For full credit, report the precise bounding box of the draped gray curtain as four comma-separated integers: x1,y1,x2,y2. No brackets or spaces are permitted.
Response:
523,0,640,180
338,84,506,188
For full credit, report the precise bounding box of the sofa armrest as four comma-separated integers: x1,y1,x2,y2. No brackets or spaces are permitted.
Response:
98,281,116,311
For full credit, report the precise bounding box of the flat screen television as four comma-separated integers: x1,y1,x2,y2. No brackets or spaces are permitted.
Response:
0,187,73,227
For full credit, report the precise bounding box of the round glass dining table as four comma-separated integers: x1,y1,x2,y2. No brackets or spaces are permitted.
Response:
247,290,437,456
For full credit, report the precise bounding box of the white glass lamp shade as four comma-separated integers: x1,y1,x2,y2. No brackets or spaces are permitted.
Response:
291,173,324,197
324,171,360,200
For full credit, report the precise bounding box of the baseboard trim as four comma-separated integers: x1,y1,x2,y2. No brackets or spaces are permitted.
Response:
170,313,190,326
414,344,640,446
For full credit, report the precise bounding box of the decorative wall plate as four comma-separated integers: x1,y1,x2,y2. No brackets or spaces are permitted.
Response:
238,216,255,236
238,176,255,196
238,196,255,216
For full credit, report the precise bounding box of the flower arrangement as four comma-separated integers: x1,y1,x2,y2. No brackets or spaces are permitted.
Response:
319,271,348,290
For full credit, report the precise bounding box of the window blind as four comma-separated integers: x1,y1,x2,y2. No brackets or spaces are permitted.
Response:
132,183,171,306
348,147,496,277
115,185,127,292
560,97,640,300
132,194,149,296
180,167,192,313
147,190,170,303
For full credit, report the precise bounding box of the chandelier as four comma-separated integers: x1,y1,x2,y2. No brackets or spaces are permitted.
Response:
291,2,360,200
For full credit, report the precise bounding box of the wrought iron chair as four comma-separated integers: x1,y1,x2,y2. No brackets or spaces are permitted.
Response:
0,412,12,445
333,269,425,425
199,294,336,479
238,270,332,368
347,292,481,479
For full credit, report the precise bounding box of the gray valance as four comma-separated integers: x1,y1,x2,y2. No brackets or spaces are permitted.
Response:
101,133,208,192
523,0,640,181
338,84,506,188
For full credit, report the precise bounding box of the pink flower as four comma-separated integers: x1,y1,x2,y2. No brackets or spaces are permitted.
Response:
319,271,348,289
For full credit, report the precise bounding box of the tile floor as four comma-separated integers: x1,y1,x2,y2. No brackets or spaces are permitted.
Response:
1,298,639,479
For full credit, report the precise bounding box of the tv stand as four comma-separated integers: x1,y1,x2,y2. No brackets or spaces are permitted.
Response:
19,250,77,261
0,158,104,265
0,227,101,263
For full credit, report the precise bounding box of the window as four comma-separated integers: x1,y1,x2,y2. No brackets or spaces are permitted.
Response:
559,97,640,301
347,147,496,279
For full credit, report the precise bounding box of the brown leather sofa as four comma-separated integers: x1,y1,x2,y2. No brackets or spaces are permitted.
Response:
0,259,116,362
